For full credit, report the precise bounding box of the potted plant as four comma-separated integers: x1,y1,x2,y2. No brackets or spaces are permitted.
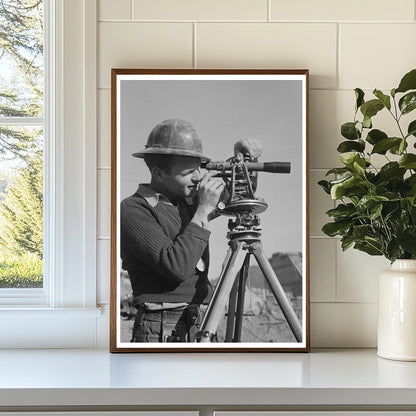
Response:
319,68,416,361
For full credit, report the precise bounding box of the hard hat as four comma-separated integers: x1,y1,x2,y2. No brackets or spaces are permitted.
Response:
132,119,211,162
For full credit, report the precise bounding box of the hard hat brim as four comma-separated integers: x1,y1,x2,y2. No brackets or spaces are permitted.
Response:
132,147,211,162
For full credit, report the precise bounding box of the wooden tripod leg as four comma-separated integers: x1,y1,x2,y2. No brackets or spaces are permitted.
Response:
225,254,250,342
252,242,303,342
225,277,238,342
196,241,247,343
232,254,250,342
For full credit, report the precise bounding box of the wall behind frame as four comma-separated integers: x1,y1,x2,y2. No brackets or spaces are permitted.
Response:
96,0,416,348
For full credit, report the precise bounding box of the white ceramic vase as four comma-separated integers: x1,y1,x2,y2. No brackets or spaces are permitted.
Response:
378,259,416,361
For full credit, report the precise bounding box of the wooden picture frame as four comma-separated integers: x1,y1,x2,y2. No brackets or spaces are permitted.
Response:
110,69,310,352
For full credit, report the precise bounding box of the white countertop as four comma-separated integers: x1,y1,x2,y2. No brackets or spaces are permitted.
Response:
0,348,415,408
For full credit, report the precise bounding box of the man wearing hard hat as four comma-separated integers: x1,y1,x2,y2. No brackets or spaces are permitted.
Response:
121,119,262,343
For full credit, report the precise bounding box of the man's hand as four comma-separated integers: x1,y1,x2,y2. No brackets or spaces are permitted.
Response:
234,138,263,161
192,171,224,229
197,171,224,211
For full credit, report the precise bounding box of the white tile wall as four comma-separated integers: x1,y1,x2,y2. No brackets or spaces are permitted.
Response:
196,23,338,89
98,22,193,88
309,170,334,237
270,0,415,22
311,303,378,347
99,0,131,21
96,0,416,348
336,247,389,303
310,239,336,302
339,24,416,90
132,0,268,21
309,90,354,169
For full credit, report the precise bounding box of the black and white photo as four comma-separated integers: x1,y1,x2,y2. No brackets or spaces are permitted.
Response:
110,69,310,352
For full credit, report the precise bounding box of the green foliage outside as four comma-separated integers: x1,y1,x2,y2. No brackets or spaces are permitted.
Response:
0,154,43,258
0,0,44,288
319,69,416,263
0,252,42,288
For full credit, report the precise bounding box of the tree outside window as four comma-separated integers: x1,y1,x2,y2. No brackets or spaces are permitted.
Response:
0,0,44,288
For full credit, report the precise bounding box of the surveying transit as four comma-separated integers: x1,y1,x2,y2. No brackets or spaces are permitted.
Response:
196,153,303,343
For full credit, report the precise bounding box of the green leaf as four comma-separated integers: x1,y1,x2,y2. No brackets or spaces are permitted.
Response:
318,180,331,194
360,99,384,119
377,162,406,182
366,129,387,145
322,221,351,237
395,69,416,94
337,140,365,153
341,122,361,140
355,88,365,110
339,152,361,167
406,175,416,197
341,235,355,251
389,139,408,155
386,240,403,262
353,158,366,174
399,139,407,154
369,203,383,220
330,176,355,199
357,195,389,212
363,116,372,129
399,92,416,115
399,154,416,169
354,241,383,256
325,167,351,176
365,236,384,252
398,227,416,255
326,203,357,220
373,89,391,110
352,224,374,239
407,196,416,207
330,175,366,200
407,120,416,138
371,137,402,155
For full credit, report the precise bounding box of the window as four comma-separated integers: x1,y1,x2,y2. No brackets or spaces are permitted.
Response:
0,0,45,293
0,0,100,348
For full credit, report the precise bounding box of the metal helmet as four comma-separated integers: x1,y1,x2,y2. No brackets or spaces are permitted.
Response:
132,119,211,162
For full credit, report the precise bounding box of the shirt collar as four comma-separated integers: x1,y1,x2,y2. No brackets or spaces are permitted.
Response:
136,184,173,208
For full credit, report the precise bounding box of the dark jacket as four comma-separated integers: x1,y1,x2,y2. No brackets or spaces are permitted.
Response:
120,184,213,306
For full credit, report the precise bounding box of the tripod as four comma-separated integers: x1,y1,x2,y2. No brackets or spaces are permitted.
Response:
196,209,303,343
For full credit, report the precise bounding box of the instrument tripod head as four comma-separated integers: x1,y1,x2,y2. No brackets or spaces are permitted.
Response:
227,213,262,244
202,152,290,217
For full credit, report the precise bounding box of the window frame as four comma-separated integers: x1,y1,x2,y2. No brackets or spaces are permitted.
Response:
0,0,46,304
0,0,100,348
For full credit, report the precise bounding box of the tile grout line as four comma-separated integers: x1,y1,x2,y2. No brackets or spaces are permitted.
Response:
336,22,340,90
98,19,415,24
311,301,378,305
130,0,133,20
268,0,271,22
193,22,197,69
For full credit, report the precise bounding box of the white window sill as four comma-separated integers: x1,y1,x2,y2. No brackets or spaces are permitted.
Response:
0,307,103,348
0,349,415,410
0,307,102,315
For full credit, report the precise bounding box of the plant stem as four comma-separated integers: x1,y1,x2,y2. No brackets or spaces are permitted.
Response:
390,97,406,139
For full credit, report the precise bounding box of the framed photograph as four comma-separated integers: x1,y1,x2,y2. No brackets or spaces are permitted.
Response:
110,69,309,352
